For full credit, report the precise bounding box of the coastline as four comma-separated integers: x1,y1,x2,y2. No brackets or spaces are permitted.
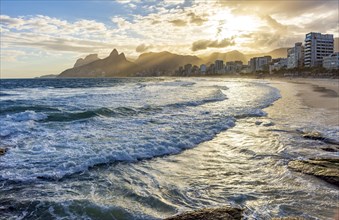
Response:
267,78,339,125
167,77,339,220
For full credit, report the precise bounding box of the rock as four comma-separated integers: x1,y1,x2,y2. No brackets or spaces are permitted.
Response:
321,147,338,152
262,121,275,127
288,158,339,186
0,148,7,156
302,131,339,145
165,206,242,220
302,131,325,141
272,218,306,220
255,121,262,125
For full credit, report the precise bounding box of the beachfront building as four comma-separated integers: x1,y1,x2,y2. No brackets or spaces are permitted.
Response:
323,52,339,69
184,64,192,75
249,56,272,72
215,60,224,74
269,58,287,73
304,32,334,67
225,61,243,73
200,64,207,74
287,42,304,69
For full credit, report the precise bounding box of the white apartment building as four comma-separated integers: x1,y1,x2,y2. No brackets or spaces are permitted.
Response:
323,52,339,69
304,32,334,67
287,42,304,69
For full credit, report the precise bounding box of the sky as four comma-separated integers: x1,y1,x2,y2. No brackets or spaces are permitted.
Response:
1,0,338,78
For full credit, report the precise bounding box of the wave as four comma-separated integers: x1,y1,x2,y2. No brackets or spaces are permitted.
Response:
0,92,12,97
0,105,60,115
6,111,48,122
166,89,227,108
44,106,162,122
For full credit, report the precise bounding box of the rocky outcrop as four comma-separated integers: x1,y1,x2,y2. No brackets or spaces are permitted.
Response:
288,158,339,186
165,206,242,220
272,218,306,220
59,49,138,77
301,131,339,145
74,54,99,68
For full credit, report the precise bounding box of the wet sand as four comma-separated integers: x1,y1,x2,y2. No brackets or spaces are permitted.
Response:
287,78,338,110
267,78,339,126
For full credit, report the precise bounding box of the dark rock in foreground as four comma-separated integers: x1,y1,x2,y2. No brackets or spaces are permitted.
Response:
0,148,7,156
165,206,242,220
321,146,339,152
288,158,339,186
272,217,306,220
301,131,339,145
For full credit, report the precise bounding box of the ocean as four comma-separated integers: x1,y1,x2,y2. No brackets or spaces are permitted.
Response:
0,78,338,219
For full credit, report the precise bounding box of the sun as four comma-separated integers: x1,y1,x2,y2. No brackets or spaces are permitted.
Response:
207,9,262,41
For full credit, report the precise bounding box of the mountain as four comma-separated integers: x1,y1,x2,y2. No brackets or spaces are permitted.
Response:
38,74,58,78
203,50,247,64
74,54,99,68
247,48,288,60
135,51,202,72
58,47,293,77
59,49,138,77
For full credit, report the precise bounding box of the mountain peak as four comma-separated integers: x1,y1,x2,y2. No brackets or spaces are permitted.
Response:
119,52,126,60
109,49,119,57
74,54,99,68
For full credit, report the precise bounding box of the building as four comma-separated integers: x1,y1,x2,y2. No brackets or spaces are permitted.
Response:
249,56,272,72
184,64,192,75
200,64,207,74
304,32,334,67
215,60,224,74
208,64,215,75
225,61,243,73
287,42,304,69
269,58,287,73
323,52,339,69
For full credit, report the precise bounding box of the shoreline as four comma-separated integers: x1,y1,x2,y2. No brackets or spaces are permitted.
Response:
268,78,339,126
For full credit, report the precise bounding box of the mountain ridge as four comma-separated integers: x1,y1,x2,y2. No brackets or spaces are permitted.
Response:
58,46,311,77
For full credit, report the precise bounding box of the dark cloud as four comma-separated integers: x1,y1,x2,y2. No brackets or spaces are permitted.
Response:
187,12,207,25
261,15,288,31
136,43,152,52
219,0,338,17
303,12,338,33
191,38,235,51
168,19,187,26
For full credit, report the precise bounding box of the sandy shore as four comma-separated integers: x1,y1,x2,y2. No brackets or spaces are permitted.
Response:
266,78,339,126
287,78,339,110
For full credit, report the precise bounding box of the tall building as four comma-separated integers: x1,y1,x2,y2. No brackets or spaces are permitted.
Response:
200,64,207,74
323,52,339,69
287,42,304,69
184,64,192,75
249,56,272,72
215,60,224,74
304,32,334,67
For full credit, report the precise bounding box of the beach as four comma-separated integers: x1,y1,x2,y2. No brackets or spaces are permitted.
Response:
0,77,338,219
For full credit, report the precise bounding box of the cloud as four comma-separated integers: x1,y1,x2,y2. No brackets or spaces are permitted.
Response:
261,15,288,32
191,38,235,51
187,12,207,25
0,49,26,62
162,0,185,6
135,44,153,52
219,0,338,17
168,19,187,26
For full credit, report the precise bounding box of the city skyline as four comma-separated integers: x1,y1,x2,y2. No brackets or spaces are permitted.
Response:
1,0,339,78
